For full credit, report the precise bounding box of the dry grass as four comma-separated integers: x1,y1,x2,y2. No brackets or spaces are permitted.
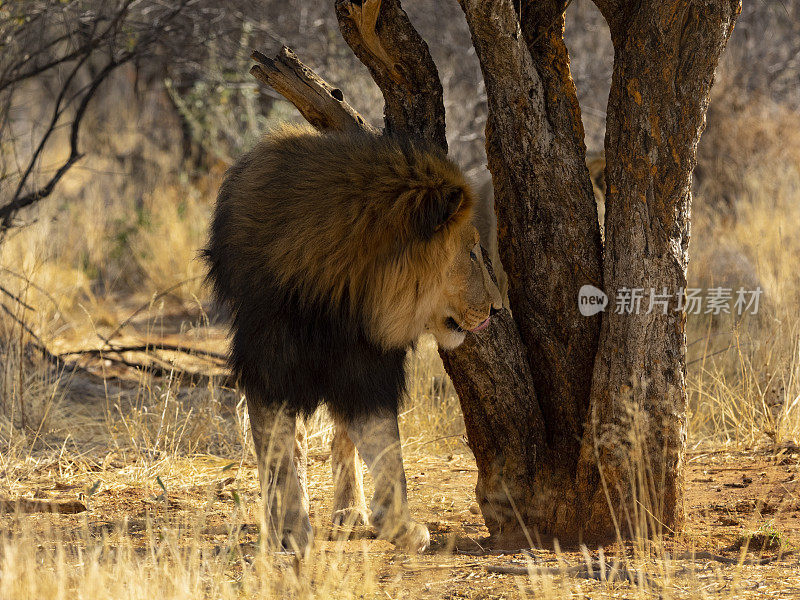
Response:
687,99,800,448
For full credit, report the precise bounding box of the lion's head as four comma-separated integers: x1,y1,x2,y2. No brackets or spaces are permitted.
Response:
425,223,503,349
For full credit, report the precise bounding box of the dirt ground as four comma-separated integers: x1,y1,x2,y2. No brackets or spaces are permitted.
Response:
2,439,799,599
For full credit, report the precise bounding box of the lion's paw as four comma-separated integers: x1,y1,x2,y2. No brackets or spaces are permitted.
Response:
331,506,370,528
280,522,313,555
267,513,313,555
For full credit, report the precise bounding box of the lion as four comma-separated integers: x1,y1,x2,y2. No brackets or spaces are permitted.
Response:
204,124,502,554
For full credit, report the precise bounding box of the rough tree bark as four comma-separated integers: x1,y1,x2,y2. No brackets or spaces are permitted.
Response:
575,0,742,541
253,0,741,545
445,0,606,542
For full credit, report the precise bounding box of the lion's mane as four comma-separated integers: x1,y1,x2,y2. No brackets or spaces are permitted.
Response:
203,125,473,420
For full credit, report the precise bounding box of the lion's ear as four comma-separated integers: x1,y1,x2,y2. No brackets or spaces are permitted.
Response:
414,187,464,241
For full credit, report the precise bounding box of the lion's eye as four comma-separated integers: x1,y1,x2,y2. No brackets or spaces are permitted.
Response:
469,250,478,261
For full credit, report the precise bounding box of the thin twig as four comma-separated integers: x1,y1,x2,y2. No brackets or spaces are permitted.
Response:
0,300,232,388
670,549,795,565
102,276,204,344
78,350,234,387
411,434,468,450
0,51,135,233
0,0,134,94
8,50,92,207
0,285,34,312
60,343,227,364
686,343,757,366
0,267,63,317
0,302,46,349
484,560,643,584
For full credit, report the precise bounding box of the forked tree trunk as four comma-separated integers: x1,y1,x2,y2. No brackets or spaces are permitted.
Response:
255,0,741,545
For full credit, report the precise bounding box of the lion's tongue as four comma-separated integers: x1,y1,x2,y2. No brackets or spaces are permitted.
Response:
469,317,491,332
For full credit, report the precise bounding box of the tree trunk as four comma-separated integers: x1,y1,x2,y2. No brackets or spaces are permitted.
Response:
444,0,605,544
575,0,741,541
254,0,741,546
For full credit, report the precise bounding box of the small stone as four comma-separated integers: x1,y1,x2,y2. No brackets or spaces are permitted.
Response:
469,502,480,515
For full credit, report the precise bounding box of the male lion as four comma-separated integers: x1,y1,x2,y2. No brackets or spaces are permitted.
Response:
204,125,502,553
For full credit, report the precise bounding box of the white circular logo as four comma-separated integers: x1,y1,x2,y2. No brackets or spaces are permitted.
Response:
578,284,608,316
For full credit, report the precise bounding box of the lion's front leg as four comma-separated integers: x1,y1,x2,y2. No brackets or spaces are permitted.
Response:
345,411,430,553
330,418,369,528
247,400,313,553
294,417,310,514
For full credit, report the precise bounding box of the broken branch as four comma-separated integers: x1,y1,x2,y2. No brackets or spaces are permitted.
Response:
249,47,376,134
0,498,86,514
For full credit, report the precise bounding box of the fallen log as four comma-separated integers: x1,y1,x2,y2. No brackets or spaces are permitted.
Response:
0,498,87,514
